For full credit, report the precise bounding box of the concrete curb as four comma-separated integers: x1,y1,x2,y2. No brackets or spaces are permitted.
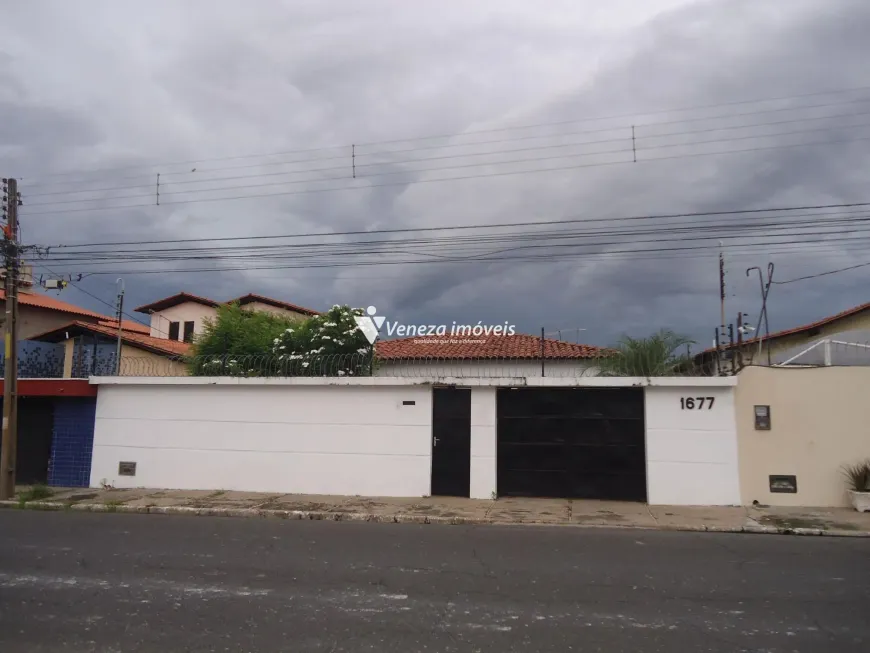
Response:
2,500,868,537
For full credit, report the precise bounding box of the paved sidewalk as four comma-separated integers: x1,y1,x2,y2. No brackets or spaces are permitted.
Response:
4,486,869,536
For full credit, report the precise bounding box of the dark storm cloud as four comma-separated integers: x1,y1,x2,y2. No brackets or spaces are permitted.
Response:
0,0,868,342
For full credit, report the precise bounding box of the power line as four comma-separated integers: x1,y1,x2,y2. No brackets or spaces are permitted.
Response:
38,219,870,266
35,238,870,281
42,236,870,277
20,83,870,184
24,101,870,198
20,121,870,209
772,260,870,284
19,134,870,217
44,201,870,249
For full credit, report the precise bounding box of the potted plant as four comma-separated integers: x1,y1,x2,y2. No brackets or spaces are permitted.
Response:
842,459,870,512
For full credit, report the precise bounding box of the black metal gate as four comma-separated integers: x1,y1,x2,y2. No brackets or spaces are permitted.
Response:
431,387,471,497
497,388,646,501
16,398,55,485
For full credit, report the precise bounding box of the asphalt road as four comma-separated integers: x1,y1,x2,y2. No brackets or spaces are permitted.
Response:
0,511,867,652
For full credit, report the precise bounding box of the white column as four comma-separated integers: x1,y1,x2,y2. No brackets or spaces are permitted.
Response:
469,387,497,499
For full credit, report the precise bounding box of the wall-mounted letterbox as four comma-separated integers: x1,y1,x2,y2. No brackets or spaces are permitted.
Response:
754,405,771,430
118,461,137,476
769,475,797,493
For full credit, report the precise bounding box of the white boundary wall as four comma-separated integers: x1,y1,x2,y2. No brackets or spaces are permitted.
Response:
91,384,433,496
91,376,738,504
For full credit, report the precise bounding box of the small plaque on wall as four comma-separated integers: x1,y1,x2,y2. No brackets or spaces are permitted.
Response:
769,475,797,493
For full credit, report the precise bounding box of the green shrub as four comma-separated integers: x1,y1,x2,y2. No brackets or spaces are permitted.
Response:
17,484,54,503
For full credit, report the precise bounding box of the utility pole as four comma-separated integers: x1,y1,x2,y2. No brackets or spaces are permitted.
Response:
1,178,20,500
718,247,726,331
114,278,125,375
736,312,744,371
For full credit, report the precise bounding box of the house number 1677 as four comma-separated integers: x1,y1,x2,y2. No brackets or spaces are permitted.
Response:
680,397,715,410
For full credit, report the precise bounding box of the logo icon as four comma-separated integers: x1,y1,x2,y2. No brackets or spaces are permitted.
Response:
354,305,385,344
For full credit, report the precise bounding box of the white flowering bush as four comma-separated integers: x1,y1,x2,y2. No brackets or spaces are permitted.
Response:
272,305,373,376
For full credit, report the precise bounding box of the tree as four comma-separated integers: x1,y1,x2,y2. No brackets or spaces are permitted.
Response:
271,305,373,376
597,329,694,377
187,303,300,376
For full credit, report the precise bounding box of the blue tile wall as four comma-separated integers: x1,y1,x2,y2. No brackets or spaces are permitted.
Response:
0,341,65,378
48,397,97,487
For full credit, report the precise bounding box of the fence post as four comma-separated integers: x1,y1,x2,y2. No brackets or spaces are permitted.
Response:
90,334,98,376
75,336,84,378
728,324,735,375
824,340,832,366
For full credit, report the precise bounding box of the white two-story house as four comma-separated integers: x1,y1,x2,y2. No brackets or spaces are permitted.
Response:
134,292,320,342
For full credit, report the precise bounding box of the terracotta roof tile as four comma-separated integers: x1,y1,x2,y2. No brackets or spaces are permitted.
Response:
0,289,108,319
134,292,219,313
96,319,152,334
135,291,319,315
30,320,191,358
706,300,870,353
375,334,602,360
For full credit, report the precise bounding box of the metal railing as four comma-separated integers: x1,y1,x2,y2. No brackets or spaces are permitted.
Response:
109,352,720,379
766,338,870,368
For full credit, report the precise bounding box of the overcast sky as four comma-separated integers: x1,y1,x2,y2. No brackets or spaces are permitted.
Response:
2,0,869,346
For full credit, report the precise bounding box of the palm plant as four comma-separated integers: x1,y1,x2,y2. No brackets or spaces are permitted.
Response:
597,329,695,377
841,460,870,492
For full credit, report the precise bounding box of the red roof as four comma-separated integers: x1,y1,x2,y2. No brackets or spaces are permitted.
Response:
97,319,151,334
30,320,191,358
1,289,108,320
708,300,870,353
375,334,602,360
229,293,319,316
135,291,319,316
134,292,220,313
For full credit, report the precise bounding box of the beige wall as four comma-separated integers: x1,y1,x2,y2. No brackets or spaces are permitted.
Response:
736,366,870,507
119,346,187,376
148,301,308,341
742,309,870,362
149,303,217,340
60,338,186,377
3,304,100,340
241,301,308,321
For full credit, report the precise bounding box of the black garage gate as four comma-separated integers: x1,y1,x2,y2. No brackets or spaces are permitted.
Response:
497,387,646,501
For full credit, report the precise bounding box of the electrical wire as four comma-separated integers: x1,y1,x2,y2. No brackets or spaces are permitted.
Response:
32,263,161,335
772,261,870,284
20,84,870,184
42,236,870,277
24,101,870,198
44,201,870,249
21,120,870,209
37,219,870,266
19,134,870,217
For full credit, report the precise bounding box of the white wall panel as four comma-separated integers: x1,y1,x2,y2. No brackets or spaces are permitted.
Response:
644,387,740,505
469,387,497,499
91,385,432,496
